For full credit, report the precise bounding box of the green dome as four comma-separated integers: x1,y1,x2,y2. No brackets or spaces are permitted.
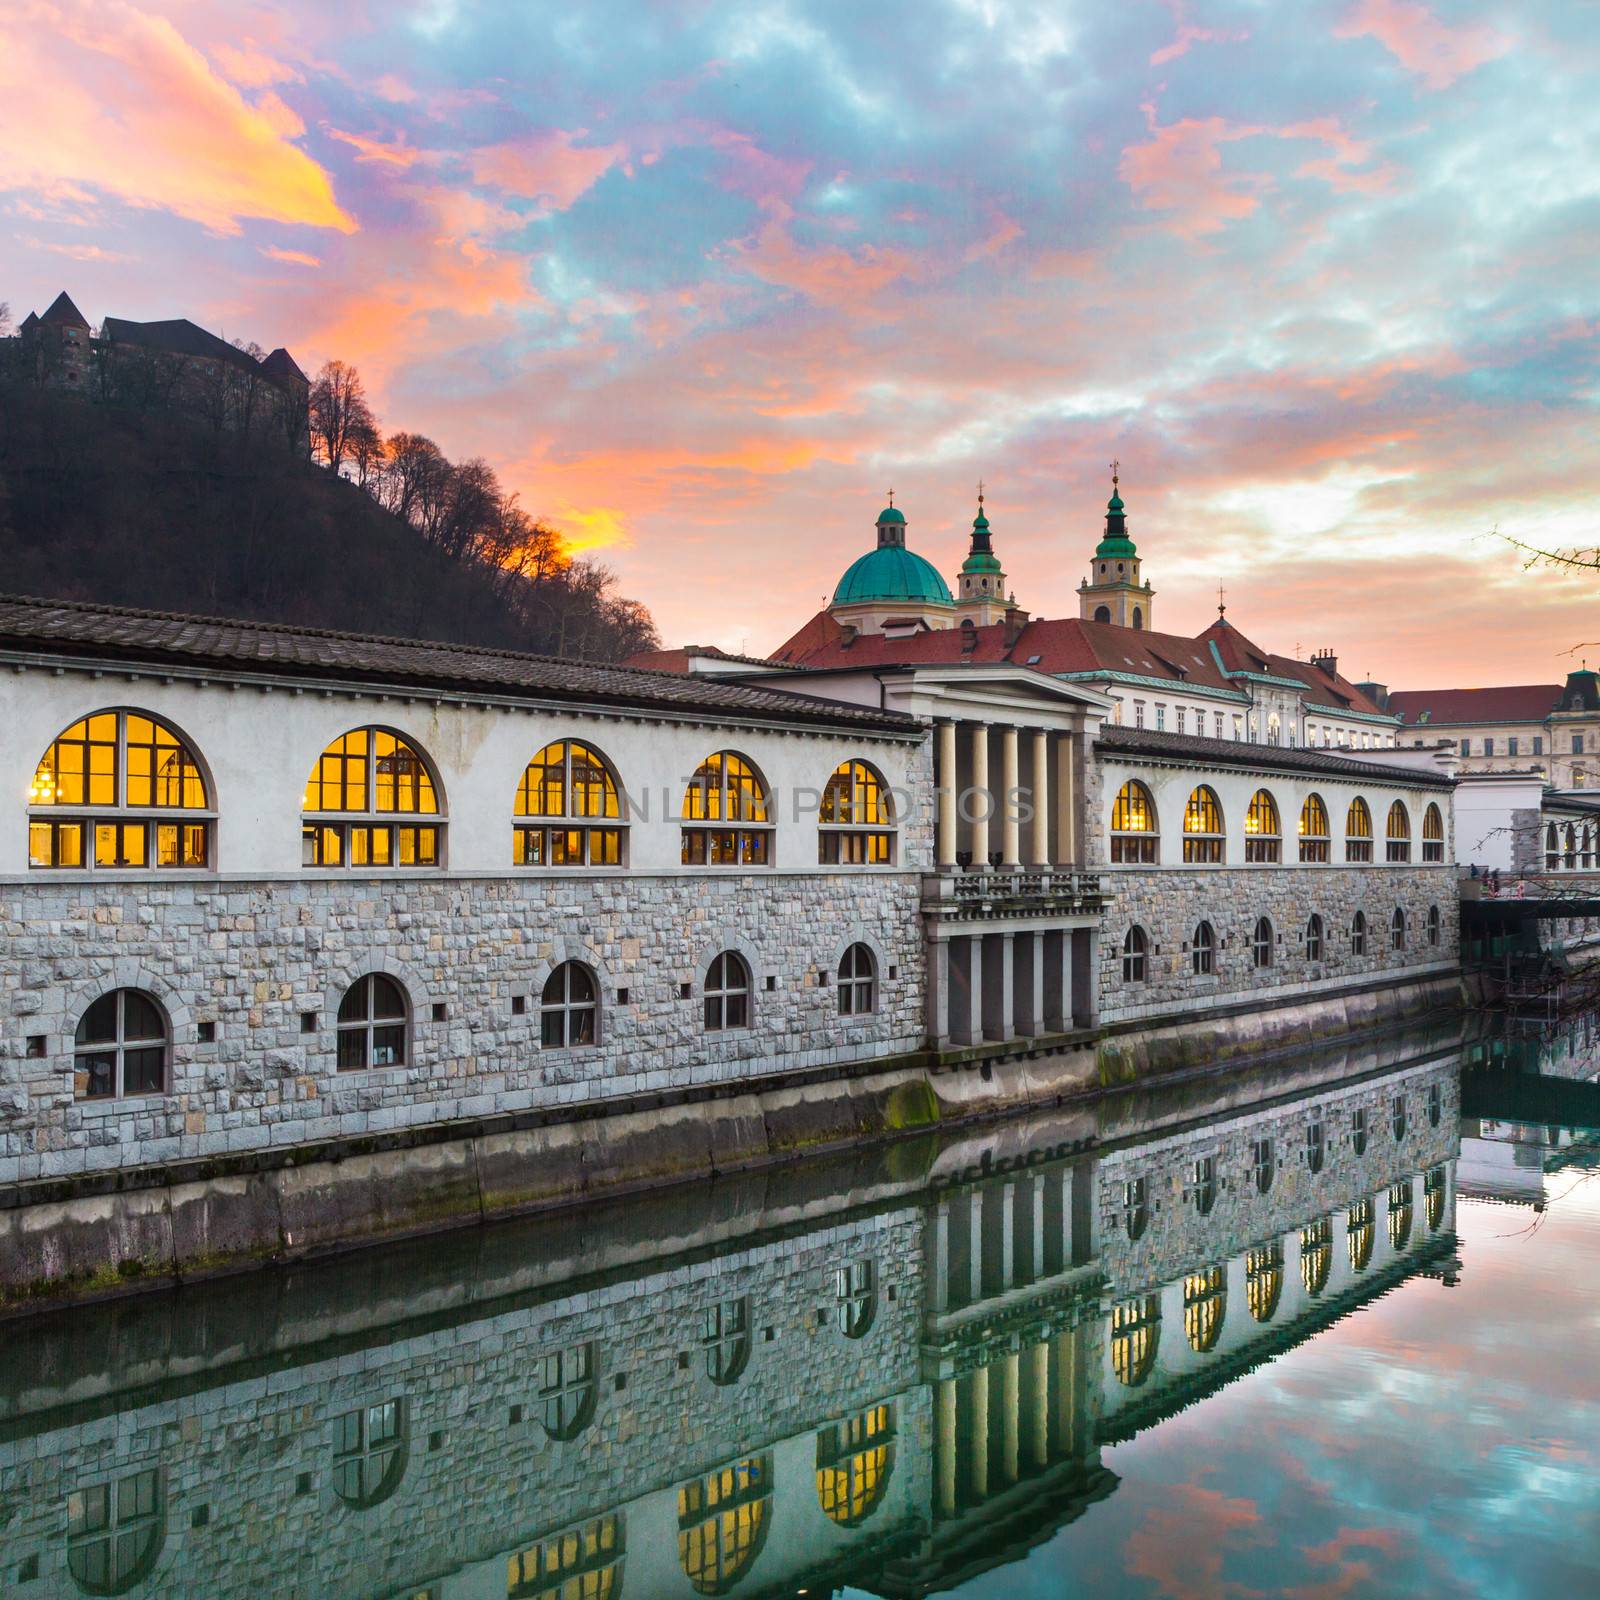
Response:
962,507,1002,572
876,505,906,525
833,545,954,606
1095,489,1137,559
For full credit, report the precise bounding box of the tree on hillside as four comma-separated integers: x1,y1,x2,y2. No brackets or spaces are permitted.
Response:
309,359,376,475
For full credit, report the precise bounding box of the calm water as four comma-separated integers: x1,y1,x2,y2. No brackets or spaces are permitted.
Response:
5,1019,1600,1598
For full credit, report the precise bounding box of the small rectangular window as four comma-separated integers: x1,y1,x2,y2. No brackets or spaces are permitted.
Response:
1533,736,1543,755
1508,737,1519,756
26,1034,46,1057
1459,738,1470,755
1483,737,1493,756
1574,735,1585,755
431,1002,446,1022
301,1010,318,1033
616,986,630,1004
511,994,525,1016
197,1021,216,1043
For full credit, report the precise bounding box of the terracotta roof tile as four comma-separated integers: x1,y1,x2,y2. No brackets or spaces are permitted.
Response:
1095,726,1456,787
1388,686,1559,725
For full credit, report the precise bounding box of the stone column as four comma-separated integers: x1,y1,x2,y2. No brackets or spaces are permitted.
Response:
1053,1329,1076,1456
1000,1350,1021,1483
1071,926,1100,1029
1029,1339,1051,1467
1056,731,1076,867
969,722,990,868
937,1377,959,1517
1042,929,1068,1033
926,935,950,1049
982,931,1015,1042
969,1365,991,1499
1015,932,1045,1037
950,936,982,1047
936,719,959,870
1031,728,1051,867
1028,1172,1047,1280
928,1200,952,1313
1000,724,1021,870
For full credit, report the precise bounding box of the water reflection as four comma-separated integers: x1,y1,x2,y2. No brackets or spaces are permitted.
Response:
0,1027,1474,1598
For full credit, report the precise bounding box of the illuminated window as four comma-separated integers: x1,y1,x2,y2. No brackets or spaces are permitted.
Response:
1189,1155,1216,1216
1306,1118,1325,1175
1252,1137,1275,1194
1299,793,1331,862
1422,803,1444,862
332,1400,407,1509
1565,822,1578,869
681,752,771,866
677,1456,772,1595
1111,1295,1160,1386
1122,925,1148,982
1110,780,1158,863
819,760,895,863
1124,1176,1149,1241
1245,1243,1283,1322
838,943,877,1015
1391,906,1407,951
1350,1105,1368,1156
1192,920,1215,975
336,975,409,1070
1386,800,1411,862
1348,1199,1375,1271
1183,1266,1227,1352
302,728,440,869
506,1513,623,1600
1305,913,1324,962
1424,1166,1446,1232
1345,796,1373,862
1244,789,1281,862
539,1342,597,1442
541,962,598,1048
836,1258,877,1338
702,1297,751,1386
66,1469,164,1595
1351,909,1367,957
1183,785,1225,862
1252,916,1274,968
704,952,752,1032
1300,1218,1332,1295
514,740,624,867
74,989,167,1100
30,710,210,870
816,1405,895,1526
1387,1180,1414,1249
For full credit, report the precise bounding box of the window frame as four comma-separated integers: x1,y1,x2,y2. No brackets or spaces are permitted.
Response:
302,726,444,871
1298,793,1331,862
1191,920,1215,976
818,759,896,865
835,1258,877,1338
1305,912,1324,962
331,1399,408,1510
541,960,599,1049
514,739,626,868
704,951,753,1032
1110,779,1159,863
539,1341,598,1443
837,942,878,1016
1421,802,1445,862
1391,906,1407,951
681,751,774,868
1182,784,1225,863
1385,800,1411,862
1122,924,1148,982
1252,915,1274,969
1351,909,1368,956
66,1467,166,1596
73,989,169,1101
336,973,411,1071
1244,788,1281,862
1345,796,1373,862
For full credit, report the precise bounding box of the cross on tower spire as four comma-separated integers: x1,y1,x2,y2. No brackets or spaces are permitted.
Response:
1217,583,1227,619
1110,458,1120,493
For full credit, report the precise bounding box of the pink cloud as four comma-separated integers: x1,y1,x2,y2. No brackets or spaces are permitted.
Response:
469,130,624,211
0,1,354,235
1336,0,1511,90
327,127,429,168
730,203,916,309
211,41,302,90
260,245,322,267
1151,23,1249,67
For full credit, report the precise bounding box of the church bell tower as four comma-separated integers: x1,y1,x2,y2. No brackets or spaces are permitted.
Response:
1078,461,1154,630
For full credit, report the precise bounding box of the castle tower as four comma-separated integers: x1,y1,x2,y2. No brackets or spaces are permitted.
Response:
955,485,1010,626
1078,462,1153,630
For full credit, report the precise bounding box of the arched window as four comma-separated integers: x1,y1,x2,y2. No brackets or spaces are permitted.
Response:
1565,822,1578,870
1350,1105,1368,1156
1192,920,1215,976
303,728,440,868
1094,604,1112,623
682,752,771,866
1388,1180,1414,1249
1386,800,1411,862
1301,1218,1332,1295
74,990,167,1100
678,1456,772,1595
1183,1266,1227,1352
336,975,409,1070
1427,904,1441,947
1252,915,1274,968
1253,1137,1275,1194
835,1258,876,1338
1425,1166,1447,1232
702,1297,751,1386
1346,796,1373,862
1299,793,1330,862
1122,925,1148,982
30,710,210,870
1183,785,1225,862
1189,1155,1217,1216
514,740,624,866
1351,909,1367,956
1110,779,1159,862
1245,1243,1283,1323
1422,802,1445,862
1305,913,1324,962
541,961,598,1048
1391,906,1407,951
1348,1200,1375,1271
816,1405,895,1526
540,1341,597,1442
1111,1295,1160,1386
1244,789,1281,862
331,1399,408,1509
1547,821,1561,870
1391,1093,1408,1141
67,1469,165,1595
507,1514,623,1600
1124,1176,1149,1241
1306,1118,1325,1175
704,952,752,1032
1428,1080,1443,1127
819,760,895,864
838,943,877,1015
1132,606,1144,629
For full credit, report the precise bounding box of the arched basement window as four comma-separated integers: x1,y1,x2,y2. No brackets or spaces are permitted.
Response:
1110,779,1158,863
303,728,440,868
541,961,598,1048
1183,785,1225,862
1245,1243,1283,1323
838,943,877,1015
682,752,771,866
67,1469,165,1595
1124,1176,1149,1241
514,740,624,866
1183,1266,1227,1352
1301,1218,1333,1295
30,710,211,869
507,1514,623,1600
1348,1199,1375,1271
1346,796,1373,862
1299,793,1330,862
1252,916,1274,968
1111,1295,1160,1387
704,952,752,1032
1422,802,1445,862
74,989,167,1100
677,1456,772,1595
702,1297,751,1386
1189,1155,1217,1216
816,1404,895,1526
331,1400,408,1509
1391,906,1407,951
1244,788,1281,862
1386,800,1412,862
1306,1118,1326,1175
540,1342,597,1442
1192,920,1216,975
1305,913,1324,962
1351,1105,1368,1156
835,1258,877,1338
819,760,895,864
1427,904,1442,947
1122,925,1148,982
1351,909,1367,956
1253,1137,1275,1194
337,974,409,1070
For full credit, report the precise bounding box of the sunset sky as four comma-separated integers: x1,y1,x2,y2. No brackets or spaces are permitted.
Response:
2,0,1596,683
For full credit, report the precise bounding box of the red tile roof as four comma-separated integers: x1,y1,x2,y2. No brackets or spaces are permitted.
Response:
1388,686,1559,726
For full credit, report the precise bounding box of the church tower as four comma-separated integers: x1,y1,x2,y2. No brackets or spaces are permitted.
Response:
1078,462,1154,630
955,485,1011,626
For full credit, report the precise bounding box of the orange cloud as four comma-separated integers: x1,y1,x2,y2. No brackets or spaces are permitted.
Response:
731,204,915,309
1336,0,1510,90
0,1,354,235
260,244,322,267
212,41,302,90
327,127,429,168
469,130,624,211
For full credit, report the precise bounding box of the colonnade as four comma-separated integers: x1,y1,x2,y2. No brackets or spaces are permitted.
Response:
927,926,1099,1047
934,721,1079,871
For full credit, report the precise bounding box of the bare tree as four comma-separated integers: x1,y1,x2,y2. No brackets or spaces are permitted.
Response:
309,359,376,475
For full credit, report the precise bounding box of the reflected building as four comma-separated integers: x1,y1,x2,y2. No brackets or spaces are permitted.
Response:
0,1040,1462,1599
